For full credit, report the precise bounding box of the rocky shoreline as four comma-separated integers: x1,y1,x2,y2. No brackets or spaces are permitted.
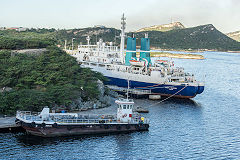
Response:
51,80,119,113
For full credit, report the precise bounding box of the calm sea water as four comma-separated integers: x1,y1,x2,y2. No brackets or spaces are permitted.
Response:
1,51,240,160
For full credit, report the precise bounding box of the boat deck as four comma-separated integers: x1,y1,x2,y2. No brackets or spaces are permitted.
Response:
16,111,149,125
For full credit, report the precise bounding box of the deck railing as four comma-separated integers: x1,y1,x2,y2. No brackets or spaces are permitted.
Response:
16,111,149,124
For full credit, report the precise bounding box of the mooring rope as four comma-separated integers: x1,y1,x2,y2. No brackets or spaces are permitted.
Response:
148,85,188,107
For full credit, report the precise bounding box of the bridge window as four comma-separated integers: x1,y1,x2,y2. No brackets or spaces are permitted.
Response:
129,105,132,109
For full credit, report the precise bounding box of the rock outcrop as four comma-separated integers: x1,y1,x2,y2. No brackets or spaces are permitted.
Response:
136,22,185,32
226,31,240,42
66,80,115,111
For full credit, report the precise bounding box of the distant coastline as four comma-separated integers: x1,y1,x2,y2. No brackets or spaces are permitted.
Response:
150,52,205,60
135,51,204,60
152,48,240,53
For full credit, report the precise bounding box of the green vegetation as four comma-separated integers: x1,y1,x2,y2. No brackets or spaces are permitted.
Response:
0,47,107,115
0,29,56,49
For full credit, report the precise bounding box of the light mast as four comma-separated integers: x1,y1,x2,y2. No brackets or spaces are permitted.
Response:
120,14,126,64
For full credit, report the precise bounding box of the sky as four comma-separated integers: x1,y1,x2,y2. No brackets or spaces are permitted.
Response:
0,0,239,33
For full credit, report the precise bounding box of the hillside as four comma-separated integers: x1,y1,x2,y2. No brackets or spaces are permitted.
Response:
136,22,185,32
1,24,240,51
226,31,240,42
56,24,240,51
0,29,56,50
0,47,107,114
56,27,121,48
134,24,240,51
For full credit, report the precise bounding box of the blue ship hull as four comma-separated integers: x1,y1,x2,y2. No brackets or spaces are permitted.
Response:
105,76,204,98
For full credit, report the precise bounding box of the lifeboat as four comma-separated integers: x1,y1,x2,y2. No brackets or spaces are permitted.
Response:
155,60,168,63
155,60,170,66
129,60,145,66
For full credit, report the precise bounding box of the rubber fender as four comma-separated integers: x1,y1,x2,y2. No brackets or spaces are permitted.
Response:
117,125,121,130
31,122,36,128
52,123,58,128
41,123,46,128
104,125,110,129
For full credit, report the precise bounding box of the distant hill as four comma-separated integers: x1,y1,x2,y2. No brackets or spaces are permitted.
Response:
136,22,185,32
56,27,121,48
226,31,240,42
133,24,240,51
1,24,240,51
57,24,240,51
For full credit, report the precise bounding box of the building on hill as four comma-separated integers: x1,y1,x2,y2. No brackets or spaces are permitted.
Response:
94,25,106,28
6,27,27,31
17,27,27,32
0,27,6,30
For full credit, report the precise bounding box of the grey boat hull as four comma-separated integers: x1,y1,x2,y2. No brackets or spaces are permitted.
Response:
20,122,149,137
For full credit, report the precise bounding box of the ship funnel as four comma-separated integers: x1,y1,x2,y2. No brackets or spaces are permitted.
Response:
125,36,136,66
140,37,151,66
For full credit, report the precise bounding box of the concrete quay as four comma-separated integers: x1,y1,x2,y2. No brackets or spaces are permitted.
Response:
0,117,24,133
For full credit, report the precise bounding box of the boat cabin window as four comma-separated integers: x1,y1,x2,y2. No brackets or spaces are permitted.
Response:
127,105,129,109
123,105,126,109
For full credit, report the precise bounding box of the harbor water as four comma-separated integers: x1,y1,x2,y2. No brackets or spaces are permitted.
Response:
0,51,240,159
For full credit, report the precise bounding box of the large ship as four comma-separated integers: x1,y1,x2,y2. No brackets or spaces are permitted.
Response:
71,14,204,99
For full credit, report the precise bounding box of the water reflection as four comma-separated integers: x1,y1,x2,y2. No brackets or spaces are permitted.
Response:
162,98,202,107
16,133,111,146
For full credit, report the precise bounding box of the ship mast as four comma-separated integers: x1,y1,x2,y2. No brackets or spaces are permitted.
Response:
120,14,126,64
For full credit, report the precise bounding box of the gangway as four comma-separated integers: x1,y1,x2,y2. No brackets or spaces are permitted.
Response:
106,85,152,95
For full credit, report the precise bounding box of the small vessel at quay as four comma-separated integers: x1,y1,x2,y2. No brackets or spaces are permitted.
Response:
15,98,149,137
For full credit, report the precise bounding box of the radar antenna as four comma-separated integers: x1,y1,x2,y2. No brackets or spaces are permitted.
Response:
120,13,126,64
